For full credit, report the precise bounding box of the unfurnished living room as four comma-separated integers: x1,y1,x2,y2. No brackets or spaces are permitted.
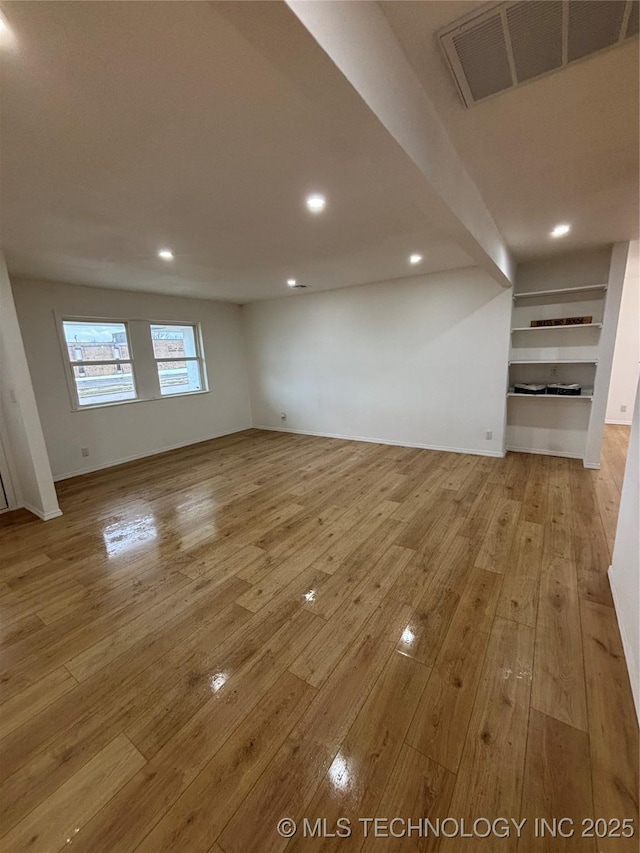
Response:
0,1,638,851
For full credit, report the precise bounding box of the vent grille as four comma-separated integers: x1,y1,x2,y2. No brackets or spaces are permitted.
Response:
452,14,512,101
507,1,563,81
568,0,627,61
440,0,638,107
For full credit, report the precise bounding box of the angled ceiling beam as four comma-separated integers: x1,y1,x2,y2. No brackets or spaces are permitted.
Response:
286,0,514,287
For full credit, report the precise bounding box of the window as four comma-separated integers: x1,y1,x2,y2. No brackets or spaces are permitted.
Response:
60,318,207,409
62,320,136,407
150,323,204,396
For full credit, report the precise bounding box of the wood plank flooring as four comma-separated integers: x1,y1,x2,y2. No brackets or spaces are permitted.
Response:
0,426,637,852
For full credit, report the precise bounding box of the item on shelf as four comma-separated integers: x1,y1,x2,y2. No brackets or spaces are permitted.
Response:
513,383,547,394
546,383,582,396
530,316,593,327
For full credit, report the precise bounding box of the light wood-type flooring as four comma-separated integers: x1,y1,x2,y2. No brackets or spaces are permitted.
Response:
0,426,637,852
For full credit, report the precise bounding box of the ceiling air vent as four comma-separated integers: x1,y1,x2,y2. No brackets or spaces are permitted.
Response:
440,0,639,107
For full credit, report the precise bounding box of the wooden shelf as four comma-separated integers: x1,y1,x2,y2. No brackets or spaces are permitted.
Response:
507,391,593,401
511,323,602,332
513,284,607,299
509,359,598,365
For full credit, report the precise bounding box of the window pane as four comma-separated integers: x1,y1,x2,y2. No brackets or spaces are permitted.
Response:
150,324,197,359
157,359,202,395
73,363,136,406
63,321,130,362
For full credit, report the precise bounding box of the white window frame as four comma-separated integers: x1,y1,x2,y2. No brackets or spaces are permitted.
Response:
149,321,208,399
56,314,209,411
57,316,138,411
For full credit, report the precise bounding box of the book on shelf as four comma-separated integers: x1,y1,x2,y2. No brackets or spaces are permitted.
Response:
530,316,592,327
511,383,583,396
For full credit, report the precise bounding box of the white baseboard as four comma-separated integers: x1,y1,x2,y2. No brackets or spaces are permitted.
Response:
608,565,640,724
605,418,632,426
255,425,505,458
53,425,252,481
22,503,63,521
583,461,602,469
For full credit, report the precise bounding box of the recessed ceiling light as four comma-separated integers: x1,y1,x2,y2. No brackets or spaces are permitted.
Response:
287,279,297,287
306,194,326,213
409,253,423,265
551,223,571,238
158,249,174,260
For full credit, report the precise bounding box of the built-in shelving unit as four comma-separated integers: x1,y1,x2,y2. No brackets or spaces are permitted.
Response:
505,245,628,466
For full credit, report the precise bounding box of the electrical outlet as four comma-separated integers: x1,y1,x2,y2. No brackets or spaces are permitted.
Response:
621,404,627,413
550,365,558,378
280,412,287,421
485,430,493,440
81,447,89,457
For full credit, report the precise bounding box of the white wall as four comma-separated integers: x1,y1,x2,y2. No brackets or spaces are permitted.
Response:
13,278,252,480
242,267,512,456
606,240,639,425
0,255,61,519
609,376,640,722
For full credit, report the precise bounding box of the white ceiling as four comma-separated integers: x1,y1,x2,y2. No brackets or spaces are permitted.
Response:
0,1,473,302
381,0,640,262
0,1,638,302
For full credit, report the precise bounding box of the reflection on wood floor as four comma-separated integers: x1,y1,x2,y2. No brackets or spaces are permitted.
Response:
0,425,637,852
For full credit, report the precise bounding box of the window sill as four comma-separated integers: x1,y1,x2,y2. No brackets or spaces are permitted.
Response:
70,389,211,412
